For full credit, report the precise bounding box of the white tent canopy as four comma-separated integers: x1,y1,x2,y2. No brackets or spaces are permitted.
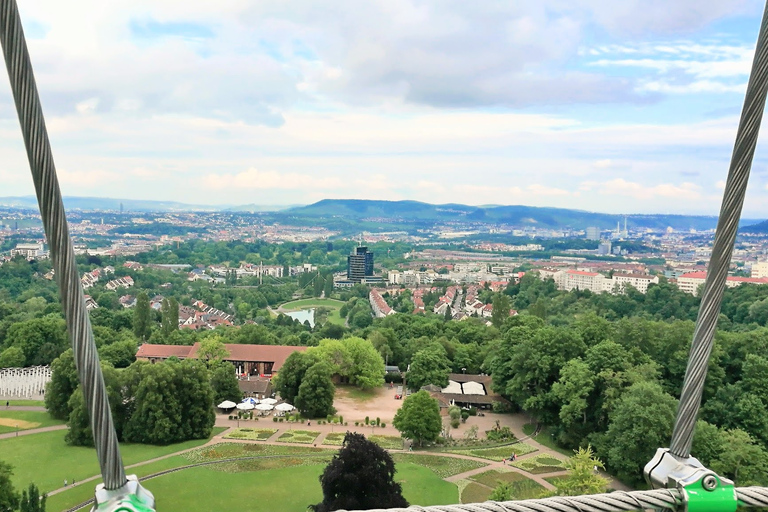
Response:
217,400,237,409
236,402,255,411
275,403,294,412
255,403,274,411
241,397,259,405
260,398,277,405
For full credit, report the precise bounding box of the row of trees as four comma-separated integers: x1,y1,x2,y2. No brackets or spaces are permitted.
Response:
46,348,240,445
0,463,45,512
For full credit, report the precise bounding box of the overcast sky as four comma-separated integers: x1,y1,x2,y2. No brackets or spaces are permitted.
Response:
2,0,768,216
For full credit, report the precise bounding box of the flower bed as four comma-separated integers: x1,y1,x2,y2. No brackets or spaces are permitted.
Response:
368,435,404,450
448,442,537,461
322,433,346,446
182,442,331,463
469,470,545,499
510,453,567,474
277,430,321,444
392,453,487,478
223,428,277,441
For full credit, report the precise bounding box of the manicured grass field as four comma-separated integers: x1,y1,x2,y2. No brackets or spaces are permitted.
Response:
3,400,46,407
0,429,222,494
448,442,537,461
337,384,379,402
392,453,487,478
0,410,63,433
510,454,567,474
280,299,345,326
224,428,277,441
277,430,320,444
522,424,573,457
461,481,492,503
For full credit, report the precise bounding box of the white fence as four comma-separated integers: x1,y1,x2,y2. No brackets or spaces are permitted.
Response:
0,366,51,399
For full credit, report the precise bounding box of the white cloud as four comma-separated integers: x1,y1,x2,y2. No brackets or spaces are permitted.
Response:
203,168,345,190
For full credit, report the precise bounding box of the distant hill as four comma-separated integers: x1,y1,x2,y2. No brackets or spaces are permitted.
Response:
285,199,757,231
741,219,768,233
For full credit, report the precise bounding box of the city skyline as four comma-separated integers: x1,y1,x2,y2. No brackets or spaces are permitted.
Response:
1,1,768,215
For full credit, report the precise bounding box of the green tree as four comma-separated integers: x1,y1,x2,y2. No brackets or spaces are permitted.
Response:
133,292,151,341
98,339,137,368
311,432,408,512
160,298,179,336
4,315,67,366
296,362,335,418
209,361,242,404
556,446,610,496
711,429,768,485
196,336,229,365
406,347,450,391
45,349,79,420
392,390,442,446
344,337,385,389
489,481,513,501
491,293,511,328
0,461,19,512
0,347,25,368
274,351,316,404
18,483,45,512
600,381,677,486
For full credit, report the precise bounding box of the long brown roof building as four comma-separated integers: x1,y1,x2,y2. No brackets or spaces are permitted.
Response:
135,343,308,377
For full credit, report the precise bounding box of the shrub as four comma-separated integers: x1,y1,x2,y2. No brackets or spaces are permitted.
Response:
345,422,348,426
376,417,381,426
365,416,370,425
384,373,403,383
339,415,343,424
228,415,233,420
355,421,359,426
273,417,278,422
279,418,284,422
381,423,386,428
461,410,470,420
468,407,478,416
492,401,513,414
486,426,516,443
451,418,460,429
448,406,461,421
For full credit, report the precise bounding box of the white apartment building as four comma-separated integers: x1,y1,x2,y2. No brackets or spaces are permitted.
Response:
10,243,46,260
562,270,606,293
752,261,768,279
611,273,659,294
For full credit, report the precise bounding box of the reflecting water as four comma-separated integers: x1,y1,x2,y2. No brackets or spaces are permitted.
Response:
285,308,315,328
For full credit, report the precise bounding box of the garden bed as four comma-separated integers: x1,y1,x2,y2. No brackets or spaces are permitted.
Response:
322,433,345,446
277,430,321,444
223,428,277,441
469,470,545,499
392,453,487,478
510,454,567,474
368,435,403,450
448,442,537,461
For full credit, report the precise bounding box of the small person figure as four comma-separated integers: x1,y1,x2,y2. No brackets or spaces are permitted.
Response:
64,479,67,487
73,479,76,486
502,458,506,465
5,401,8,408
408,445,413,452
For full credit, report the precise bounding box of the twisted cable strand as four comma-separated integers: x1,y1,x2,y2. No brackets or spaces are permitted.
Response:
342,487,768,512
0,0,127,490
669,0,768,459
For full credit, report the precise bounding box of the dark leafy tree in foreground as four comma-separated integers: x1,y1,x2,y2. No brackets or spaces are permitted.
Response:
19,483,46,512
311,432,408,512
0,461,19,512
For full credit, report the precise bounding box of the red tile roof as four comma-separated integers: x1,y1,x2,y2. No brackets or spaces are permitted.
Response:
136,343,308,372
135,344,195,359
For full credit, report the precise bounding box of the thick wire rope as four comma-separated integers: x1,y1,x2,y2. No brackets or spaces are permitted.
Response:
669,0,768,459
342,486,768,512
0,0,127,490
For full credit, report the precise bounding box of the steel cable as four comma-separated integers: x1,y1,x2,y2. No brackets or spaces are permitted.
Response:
0,0,127,490
669,0,768,459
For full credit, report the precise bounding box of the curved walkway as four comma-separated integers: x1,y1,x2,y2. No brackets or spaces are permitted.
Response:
0,423,66,440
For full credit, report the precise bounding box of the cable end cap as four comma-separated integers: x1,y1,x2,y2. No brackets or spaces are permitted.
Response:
92,475,155,512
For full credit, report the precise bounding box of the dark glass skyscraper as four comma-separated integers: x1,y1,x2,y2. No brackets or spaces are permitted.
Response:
347,246,374,282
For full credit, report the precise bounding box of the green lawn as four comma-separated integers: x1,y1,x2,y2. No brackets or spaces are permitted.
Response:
392,454,487,479
0,410,64,433
522,424,574,457
337,384,379,401
280,299,345,326
461,482,492,503
322,432,345,446
0,429,221,494
448,443,537,462
223,428,277,441
3,400,46,407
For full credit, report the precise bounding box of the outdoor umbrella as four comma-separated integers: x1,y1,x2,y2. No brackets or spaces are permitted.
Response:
261,398,278,405
236,402,255,411
275,403,294,412
255,403,274,411
217,400,237,409
241,397,259,405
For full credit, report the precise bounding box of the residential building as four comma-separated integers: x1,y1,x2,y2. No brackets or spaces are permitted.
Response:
10,242,46,260
369,289,394,318
752,261,768,279
611,273,659,294
562,270,606,293
585,227,600,240
347,246,374,282
677,271,768,295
